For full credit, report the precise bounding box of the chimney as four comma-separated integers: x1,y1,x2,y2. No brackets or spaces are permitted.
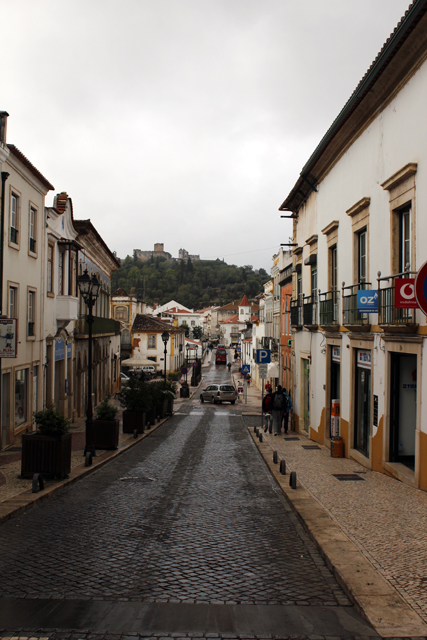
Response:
0,112,8,145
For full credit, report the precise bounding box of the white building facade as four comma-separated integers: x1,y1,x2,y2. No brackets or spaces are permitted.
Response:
280,3,427,491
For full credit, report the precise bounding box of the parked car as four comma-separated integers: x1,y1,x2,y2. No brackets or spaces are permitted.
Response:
200,383,237,404
120,372,130,385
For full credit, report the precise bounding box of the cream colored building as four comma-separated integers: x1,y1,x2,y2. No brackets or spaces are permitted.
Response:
280,4,427,491
0,114,55,447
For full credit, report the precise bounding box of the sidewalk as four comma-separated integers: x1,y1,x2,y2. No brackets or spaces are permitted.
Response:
238,376,427,637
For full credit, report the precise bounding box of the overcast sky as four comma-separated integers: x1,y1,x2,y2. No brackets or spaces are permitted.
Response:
3,0,410,271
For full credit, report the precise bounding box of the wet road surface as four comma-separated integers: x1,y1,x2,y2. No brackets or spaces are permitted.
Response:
0,358,377,638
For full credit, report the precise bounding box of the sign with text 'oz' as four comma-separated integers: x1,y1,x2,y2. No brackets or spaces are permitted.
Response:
0,319,17,358
356,290,378,313
256,349,271,364
258,364,268,378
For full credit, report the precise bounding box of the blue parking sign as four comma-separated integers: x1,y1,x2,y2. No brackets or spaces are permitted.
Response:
256,349,271,364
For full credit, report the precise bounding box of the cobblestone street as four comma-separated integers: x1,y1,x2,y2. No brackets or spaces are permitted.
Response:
0,365,375,638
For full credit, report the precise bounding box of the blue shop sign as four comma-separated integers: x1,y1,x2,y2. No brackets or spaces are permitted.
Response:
55,338,65,361
67,342,72,358
357,290,378,313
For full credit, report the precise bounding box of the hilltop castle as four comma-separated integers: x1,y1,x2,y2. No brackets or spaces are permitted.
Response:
133,244,200,263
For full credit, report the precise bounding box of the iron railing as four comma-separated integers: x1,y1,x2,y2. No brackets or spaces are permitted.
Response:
28,321,34,336
303,293,318,326
319,289,339,326
377,271,417,326
29,238,36,253
342,282,371,325
290,298,303,328
10,227,18,244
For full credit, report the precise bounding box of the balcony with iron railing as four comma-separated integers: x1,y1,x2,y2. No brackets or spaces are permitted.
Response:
342,282,371,330
302,293,318,329
290,298,303,329
319,289,340,329
377,271,418,332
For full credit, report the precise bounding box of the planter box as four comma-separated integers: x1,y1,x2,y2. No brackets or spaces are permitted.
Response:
156,400,168,420
93,419,120,450
146,407,156,427
122,410,146,434
21,432,72,480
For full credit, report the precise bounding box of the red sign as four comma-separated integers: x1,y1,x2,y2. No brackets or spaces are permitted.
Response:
395,278,417,309
415,261,427,315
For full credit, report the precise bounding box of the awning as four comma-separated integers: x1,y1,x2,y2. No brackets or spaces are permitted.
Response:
267,363,279,378
121,356,158,368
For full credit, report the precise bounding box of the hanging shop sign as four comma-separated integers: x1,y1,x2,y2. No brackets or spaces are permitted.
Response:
0,318,17,358
415,261,427,315
332,346,340,363
357,349,371,369
395,278,417,309
356,291,378,313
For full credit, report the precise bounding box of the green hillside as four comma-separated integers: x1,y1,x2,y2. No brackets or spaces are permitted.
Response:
111,256,269,309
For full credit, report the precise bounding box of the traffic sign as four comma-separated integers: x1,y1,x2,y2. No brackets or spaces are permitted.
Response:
241,364,251,375
258,364,268,378
356,290,378,313
180,367,188,375
192,361,198,368
395,278,417,309
415,260,427,315
256,349,271,364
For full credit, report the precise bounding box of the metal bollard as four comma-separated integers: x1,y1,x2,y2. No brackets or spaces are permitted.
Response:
259,432,263,443
134,429,138,439
146,422,151,430
279,459,286,475
289,471,297,489
273,450,278,464
85,451,93,467
32,473,44,493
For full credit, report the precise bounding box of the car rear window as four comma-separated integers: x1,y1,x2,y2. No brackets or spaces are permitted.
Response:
217,349,227,355
220,385,235,392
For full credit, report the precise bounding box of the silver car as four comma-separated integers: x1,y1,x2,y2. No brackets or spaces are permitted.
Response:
200,383,237,404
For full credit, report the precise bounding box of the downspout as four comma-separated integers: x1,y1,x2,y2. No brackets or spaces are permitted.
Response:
0,171,9,316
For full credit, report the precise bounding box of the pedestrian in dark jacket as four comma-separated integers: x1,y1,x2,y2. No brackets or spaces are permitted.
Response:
271,385,286,435
282,388,292,434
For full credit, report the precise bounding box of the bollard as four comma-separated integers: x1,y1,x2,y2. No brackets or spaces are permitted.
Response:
134,429,138,439
146,422,151,430
279,459,286,475
269,422,273,434
32,473,44,493
273,450,278,464
259,432,263,443
289,471,297,489
85,451,93,467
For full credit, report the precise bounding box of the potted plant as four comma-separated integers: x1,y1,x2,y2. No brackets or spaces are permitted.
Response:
21,406,72,480
117,377,152,433
93,397,120,450
150,381,168,419
164,380,177,415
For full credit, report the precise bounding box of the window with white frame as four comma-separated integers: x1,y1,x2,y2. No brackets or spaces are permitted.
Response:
29,207,36,253
28,290,35,336
47,243,54,293
9,286,17,318
58,250,64,295
10,193,18,244
148,335,156,348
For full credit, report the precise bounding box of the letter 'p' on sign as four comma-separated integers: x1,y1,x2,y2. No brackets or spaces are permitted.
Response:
256,349,271,364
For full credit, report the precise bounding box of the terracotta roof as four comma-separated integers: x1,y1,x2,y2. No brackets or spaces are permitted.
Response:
239,294,250,307
217,301,238,311
7,144,54,191
132,314,184,333
112,288,128,297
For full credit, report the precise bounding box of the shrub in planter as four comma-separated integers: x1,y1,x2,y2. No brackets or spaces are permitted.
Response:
118,378,152,433
93,398,120,450
21,406,72,479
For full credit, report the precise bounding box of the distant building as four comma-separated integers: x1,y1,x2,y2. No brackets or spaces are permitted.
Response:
133,243,172,262
178,248,200,262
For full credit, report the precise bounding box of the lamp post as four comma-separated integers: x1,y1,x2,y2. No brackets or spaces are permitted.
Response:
161,330,169,383
77,267,101,458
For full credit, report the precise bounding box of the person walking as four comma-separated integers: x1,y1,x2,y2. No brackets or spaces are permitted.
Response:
271,385,286,435
282,388,292,434
227,361,231,372
262,388,273,432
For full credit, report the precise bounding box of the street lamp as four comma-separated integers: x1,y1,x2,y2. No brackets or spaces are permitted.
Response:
161,330,169,383
78,267,101,459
